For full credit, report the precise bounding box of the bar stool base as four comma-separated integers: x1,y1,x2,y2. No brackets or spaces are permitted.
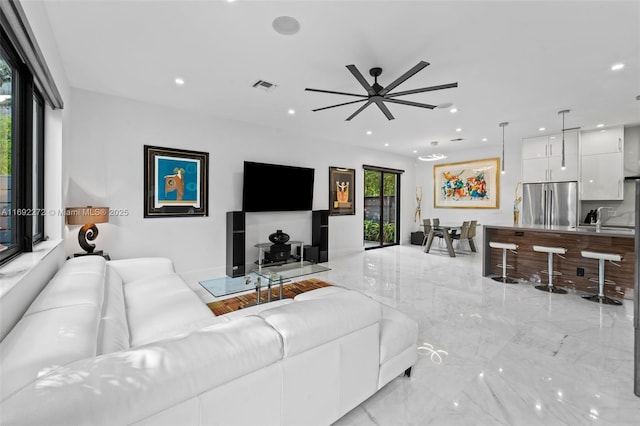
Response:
535,285,567,294
582,294,622,306
492,276,519,284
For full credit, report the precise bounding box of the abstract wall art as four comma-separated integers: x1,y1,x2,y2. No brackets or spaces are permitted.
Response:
434,158,499,209
144,145,209,217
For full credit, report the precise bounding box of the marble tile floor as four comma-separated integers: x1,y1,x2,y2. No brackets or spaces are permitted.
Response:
324,244,640,426
189,243,640,425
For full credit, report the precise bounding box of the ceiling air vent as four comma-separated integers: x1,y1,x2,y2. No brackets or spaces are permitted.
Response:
252,80,277,91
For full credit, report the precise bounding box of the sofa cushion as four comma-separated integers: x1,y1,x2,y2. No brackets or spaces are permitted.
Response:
107,257,175,283
124,273,214,346
0,317,283,425
1,256,107,400
25,256,106,315
259,291,382,357
293,285,350,301
0,304,100,400
219,298,293,321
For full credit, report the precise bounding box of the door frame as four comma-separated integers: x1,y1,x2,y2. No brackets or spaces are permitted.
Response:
363,165,403,250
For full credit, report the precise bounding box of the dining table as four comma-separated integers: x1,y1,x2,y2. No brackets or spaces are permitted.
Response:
423,223,477,257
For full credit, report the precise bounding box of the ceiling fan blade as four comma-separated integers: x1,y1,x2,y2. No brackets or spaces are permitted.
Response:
379,61,429,96
386,82,458,98
312,99,367,112
346,100,373,121
305,88,368,98
383,98,436,109
374,99,395,120
346,65,376,96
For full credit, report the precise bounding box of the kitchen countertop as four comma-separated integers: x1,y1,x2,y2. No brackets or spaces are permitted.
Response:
484,224,635,238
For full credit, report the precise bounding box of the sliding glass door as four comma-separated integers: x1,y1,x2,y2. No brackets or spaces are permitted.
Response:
363,167,401,249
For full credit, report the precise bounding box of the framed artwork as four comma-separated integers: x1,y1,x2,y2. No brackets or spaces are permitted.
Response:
144,145,209,217
434,157,500,209
329,167,355,215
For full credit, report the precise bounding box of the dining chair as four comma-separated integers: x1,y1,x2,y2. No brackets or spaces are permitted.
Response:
431,218,444,245
468,220,478,252
451,221,470,253
421,219,432,246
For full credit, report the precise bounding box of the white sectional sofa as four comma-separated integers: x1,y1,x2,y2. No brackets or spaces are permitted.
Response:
0,256,418,425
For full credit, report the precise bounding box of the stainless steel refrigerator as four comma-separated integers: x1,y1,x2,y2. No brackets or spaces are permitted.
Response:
522,181,578,227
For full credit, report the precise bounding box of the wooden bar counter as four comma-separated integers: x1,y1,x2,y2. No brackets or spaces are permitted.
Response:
483,224,636,300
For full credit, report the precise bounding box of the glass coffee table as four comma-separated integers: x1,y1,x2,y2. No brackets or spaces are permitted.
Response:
200,271,286,304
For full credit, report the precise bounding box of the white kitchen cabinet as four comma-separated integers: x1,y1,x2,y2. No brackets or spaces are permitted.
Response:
522,157,549,182
581,153,624,200
522,136,551,159
580,126,624,200
581,126,623,156
522,131,579,183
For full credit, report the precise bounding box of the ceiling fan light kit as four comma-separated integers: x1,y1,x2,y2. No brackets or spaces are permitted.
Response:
305,61,458,121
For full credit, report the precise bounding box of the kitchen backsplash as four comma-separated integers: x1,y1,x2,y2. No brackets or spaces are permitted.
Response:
581,180,636,226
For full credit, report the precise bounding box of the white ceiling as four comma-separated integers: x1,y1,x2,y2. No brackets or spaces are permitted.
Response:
40,0,640,158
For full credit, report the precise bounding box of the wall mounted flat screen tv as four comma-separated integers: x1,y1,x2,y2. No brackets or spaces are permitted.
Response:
242,161,315,212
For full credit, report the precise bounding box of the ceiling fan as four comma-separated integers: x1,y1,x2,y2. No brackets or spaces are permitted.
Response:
305,61,458,121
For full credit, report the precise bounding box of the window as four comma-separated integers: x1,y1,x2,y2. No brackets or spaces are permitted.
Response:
32,92,44,242
0,42,17,260
0,29,44,265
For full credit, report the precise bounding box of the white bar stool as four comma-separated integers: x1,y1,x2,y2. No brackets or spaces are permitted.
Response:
489,241,519,284
580,251,623,306
532,245,568,294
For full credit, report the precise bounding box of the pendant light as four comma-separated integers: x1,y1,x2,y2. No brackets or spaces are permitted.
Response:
558,109,570,170
499,122,508,174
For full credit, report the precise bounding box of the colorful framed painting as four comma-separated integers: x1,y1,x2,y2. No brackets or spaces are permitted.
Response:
329,167,355,216
144,145,209,217
434,157,499,209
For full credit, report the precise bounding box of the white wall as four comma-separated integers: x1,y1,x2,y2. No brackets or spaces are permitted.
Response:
65,89,416,279
415,140,522,228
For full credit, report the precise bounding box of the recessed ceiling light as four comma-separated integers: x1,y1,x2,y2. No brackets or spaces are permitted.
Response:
481,138,487,142
600,129,607,133
366,130,372,135
596,123,604,128
174,77,185,86
272,16,301,36
550,136,556,139
418,153,448,161
539,127,545,131
450,108,458,113
412,150,418,153
227,0,236,3
611,63,624,71
384,143,389,147
287,109,295,115
455,128,462,132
